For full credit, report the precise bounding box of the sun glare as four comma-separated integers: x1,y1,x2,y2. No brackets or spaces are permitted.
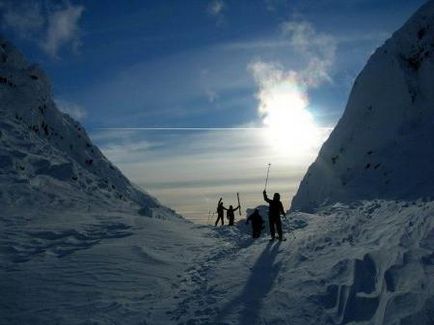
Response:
259,79,321,156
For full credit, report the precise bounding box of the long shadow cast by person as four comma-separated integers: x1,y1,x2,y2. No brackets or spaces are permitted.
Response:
214,241,282,325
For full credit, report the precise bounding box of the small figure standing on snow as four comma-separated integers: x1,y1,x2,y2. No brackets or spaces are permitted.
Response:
263,190,285,241
224,204,240,226
215,198,225,226
246,208,264,238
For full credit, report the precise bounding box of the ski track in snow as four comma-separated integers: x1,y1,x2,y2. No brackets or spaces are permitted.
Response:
1,200,433,324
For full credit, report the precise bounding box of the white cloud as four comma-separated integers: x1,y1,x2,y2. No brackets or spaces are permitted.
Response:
248,20,337,118
281,20,337,87
55,98,87,121
200,69,220,103
207,0,225,16
247,21,335,154
205,89,219,103
42,4,84,57
0,1,84,58
207,0,225,26
248,60,330,154
248,60,302,117
1,1,44,38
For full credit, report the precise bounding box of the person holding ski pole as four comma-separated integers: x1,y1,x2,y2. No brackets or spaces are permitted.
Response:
224,204,240,226
263,190,286,241
215,198,226,226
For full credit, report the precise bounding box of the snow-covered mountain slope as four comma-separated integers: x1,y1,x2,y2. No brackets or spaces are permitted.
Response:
0,37,173,217
291,0,434,212
1,200,432,324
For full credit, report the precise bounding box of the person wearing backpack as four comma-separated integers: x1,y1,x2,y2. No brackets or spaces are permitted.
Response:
225,204,240,226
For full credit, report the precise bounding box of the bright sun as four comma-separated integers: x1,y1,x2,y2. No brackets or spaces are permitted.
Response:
259,79,321,156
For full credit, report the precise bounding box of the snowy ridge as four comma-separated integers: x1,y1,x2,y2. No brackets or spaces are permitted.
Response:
291,0,434,212
0,37,175,218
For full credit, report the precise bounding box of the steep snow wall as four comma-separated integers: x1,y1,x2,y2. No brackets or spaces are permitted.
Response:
0,37,167,215
291,1,434,212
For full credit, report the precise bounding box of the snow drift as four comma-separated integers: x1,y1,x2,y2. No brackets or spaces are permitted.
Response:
0,36,173,217
291,0,434,212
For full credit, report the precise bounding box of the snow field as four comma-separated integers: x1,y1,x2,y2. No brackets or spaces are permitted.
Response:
1,200,432,324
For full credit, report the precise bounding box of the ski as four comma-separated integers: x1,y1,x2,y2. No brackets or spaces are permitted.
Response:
237,192,241,216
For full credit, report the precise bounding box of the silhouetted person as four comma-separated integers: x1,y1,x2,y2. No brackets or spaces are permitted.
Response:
263,190,285,240
224,204,240,226
215,198,225,226
246,209,264,238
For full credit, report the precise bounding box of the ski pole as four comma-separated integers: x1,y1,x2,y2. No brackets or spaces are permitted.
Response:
264,163,271,191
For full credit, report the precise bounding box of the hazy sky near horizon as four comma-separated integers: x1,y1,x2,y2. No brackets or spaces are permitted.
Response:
0,0,426,222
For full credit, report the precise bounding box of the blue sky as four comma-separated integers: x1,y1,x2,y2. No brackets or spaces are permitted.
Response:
0,0,427,222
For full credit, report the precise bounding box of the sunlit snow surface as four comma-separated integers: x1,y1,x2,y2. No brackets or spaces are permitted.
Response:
1,201,432,324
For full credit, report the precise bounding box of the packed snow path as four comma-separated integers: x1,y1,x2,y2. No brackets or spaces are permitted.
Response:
1,200,433,324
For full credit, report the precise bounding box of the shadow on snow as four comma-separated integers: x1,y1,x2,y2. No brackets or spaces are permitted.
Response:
214,241,282,324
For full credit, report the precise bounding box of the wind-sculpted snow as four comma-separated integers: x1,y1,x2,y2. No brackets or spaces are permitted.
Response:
0,37,175,215
305,201,434,324
1,200,432,324
291,0,434,212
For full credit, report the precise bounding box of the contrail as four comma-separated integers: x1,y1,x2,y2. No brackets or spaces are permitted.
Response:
97,127,265,131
